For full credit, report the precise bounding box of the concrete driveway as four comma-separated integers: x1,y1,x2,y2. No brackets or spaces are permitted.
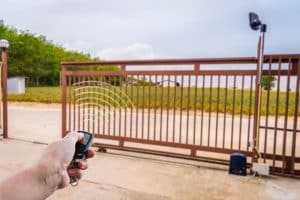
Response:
1,139,300,200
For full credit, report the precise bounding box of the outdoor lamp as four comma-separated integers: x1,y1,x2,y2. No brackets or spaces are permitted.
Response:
249,12,267,32
0,39,10,51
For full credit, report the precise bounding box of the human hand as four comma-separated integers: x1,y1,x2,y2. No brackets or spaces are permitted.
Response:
0,132,96,200
35,131,95,192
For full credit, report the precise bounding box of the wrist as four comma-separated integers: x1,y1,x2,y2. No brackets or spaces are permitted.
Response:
32,159,62,196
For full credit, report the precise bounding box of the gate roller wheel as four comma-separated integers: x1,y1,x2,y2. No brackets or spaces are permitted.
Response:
97,147,107,153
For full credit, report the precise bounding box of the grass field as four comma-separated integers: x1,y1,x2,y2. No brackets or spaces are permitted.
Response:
8,86,299,116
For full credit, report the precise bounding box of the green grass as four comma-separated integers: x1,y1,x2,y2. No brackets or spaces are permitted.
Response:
8,86,299,116
8,87,61,103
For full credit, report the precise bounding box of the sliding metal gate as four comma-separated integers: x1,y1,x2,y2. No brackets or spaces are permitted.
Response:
61,54,300,178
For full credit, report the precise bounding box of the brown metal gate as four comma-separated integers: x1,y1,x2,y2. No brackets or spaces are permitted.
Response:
61,54,300,177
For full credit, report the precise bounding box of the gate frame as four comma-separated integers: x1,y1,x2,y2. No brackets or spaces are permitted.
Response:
61,55,300,178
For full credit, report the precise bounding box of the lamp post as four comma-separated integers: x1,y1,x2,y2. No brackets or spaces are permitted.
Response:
0,39,9,138
248,13,267,163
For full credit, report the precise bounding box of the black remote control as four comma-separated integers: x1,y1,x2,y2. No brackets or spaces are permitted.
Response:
73,130,94,160
69,130,94,186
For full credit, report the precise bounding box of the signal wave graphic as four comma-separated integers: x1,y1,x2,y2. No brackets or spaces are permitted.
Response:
73,80,133,123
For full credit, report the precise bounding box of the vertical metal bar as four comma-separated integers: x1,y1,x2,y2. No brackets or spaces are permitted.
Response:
142,75,145,139
107,76,111,136
230,76,236,149
61,65,67,137
73,76,76,131
272,58,281,169
252,36,263,163
208,75,213,146
92,77,96,134
102,76,106,135
124,71,128,138
247,76,253,151
179,75,184,143
200,75,205,146
68,76,71,132
130,75,133,138
291,58,300,175
118,74,122,139
258,74,264,152
120,64,126,138
1,50,8,138
147,75,151,140
160,75,164,141
117,75,121,137
172,76,177,143
222,76,228,148
115,76,122,136
282,58,292,173
113,76,117,136
97,77,100,135
87,76,91,133
88,76,95,132
88,76,91,132
136,75,140,138
166,75,171,142
215,75,221,147
186,75,191,144
154,75,158,140
193,74,198,145
82,76,86,131
239,75,245,150
78,76,81,131
263,57,272,162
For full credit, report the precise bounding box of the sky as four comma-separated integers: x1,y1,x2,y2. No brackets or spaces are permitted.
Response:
1,0,300,60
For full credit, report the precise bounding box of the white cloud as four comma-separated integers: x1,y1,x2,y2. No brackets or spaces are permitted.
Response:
1,0,299,58
64,40,93,53
97,43,155,60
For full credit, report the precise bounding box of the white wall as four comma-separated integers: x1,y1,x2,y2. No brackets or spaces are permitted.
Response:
8,77,25,94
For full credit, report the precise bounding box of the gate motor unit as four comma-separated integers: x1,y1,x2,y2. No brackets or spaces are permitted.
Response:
229,153,247,176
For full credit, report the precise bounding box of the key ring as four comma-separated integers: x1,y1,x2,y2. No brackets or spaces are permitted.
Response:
70,177,79,187
69,159,79,187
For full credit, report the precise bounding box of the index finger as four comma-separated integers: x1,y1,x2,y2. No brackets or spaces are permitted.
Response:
86,149,96,159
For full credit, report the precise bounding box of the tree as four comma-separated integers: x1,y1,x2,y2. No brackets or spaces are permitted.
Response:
261,75,276,90
0,20,98,86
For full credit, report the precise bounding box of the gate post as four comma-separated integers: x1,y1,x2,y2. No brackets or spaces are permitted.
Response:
61,64,67,138
252,35,263,163
0,39,9,139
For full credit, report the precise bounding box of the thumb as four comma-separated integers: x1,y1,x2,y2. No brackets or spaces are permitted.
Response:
63,131,84,145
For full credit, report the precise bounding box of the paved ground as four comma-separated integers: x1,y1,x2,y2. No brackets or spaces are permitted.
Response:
1,102,300,199
8,103,61,143
7,102,300,167
1,139,300,200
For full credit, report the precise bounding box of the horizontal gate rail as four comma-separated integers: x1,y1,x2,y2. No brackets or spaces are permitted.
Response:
61,54,300,178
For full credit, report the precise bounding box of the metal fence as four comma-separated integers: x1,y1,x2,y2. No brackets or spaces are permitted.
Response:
61,54,300,177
